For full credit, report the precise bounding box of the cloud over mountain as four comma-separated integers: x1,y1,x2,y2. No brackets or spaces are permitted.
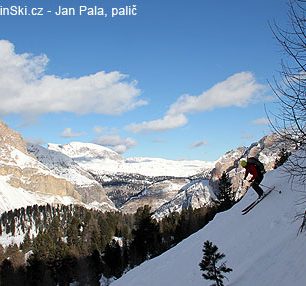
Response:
94,134,137,154
61,128,85,138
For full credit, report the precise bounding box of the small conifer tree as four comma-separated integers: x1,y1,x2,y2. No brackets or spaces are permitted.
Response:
218,172,235,211
199,240,232,286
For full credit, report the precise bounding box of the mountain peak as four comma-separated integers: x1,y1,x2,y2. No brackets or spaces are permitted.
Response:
48,141,123,161
0,121,28,155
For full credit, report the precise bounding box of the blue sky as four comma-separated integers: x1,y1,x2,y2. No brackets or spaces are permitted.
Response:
0,0,289,161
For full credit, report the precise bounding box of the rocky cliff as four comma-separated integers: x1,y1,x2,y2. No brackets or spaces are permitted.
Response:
0,121,115,212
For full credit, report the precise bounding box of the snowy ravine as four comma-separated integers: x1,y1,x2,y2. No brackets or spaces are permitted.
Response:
110,159,306,286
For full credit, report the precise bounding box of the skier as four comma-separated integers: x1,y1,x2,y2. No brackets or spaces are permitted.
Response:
240,158,265,199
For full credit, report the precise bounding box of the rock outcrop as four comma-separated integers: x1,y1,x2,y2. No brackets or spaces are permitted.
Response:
0,121,81,200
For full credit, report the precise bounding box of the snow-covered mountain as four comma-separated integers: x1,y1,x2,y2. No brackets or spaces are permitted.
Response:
153,179,217,219
46,142,217,215
0,121,82,212
0,121,216,215
27,144,115,209
0,121,115,213
0,120,294,220
48,142,214,177
110,153,306,286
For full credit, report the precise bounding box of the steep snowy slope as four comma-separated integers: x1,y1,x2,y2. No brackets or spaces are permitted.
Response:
111,156,306,286
48,142,214,177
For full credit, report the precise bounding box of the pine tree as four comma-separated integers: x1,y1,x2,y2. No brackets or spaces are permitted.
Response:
131,205,161,265
160,212,180,249
0,245,5,265
67,216,81,249
199,240,232,286
21,230,32,252
103,239,123,278
218,172,235,211
5,244,25,269
0,259,15,286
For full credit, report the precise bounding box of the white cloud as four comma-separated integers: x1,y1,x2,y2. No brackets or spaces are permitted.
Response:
94,134,137,154
61,128,85,138
127,113,188,133
0,40,146,116
127,72,266,133
168,72,265,115
93,126,105,134
191,140,208,148
252,117,270,126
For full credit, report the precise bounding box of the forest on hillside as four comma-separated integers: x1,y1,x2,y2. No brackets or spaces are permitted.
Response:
0,201,219,285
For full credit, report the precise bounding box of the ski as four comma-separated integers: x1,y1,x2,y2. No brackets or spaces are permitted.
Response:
242,186,275,215
241,199,259,213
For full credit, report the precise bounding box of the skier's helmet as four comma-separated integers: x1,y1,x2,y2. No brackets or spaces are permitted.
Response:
240,159,247,168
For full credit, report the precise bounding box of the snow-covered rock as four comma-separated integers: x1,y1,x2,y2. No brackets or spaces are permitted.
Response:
0,121,81,208
153,179,217,219
27,144,115,209
0,121,115,213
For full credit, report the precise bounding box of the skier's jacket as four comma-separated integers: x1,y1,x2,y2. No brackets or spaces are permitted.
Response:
247,157,266,174
244,157,266,181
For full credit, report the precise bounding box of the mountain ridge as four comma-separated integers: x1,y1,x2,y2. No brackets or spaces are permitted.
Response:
0,120,295,219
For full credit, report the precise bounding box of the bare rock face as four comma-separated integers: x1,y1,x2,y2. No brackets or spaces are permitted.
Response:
0,165,78,197
0,121,28,154
0,121,80,200
27,143,115,208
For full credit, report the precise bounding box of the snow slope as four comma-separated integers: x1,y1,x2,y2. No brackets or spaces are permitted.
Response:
0,176,81,213
28,144,102,187
111,158,306,286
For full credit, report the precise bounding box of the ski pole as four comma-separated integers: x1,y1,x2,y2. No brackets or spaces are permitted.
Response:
259,183,271,189
260,183,282,194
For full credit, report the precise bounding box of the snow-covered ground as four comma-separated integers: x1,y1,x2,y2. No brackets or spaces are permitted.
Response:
110,157,306,286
